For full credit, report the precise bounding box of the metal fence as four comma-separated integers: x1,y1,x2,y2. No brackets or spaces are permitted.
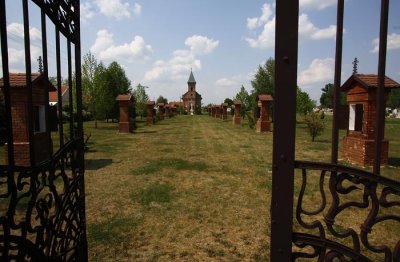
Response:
0,0,87,260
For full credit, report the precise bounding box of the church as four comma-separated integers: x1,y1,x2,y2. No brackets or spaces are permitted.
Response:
181,70,202,114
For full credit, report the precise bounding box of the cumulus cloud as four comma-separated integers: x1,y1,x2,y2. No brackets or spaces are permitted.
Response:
185,35,219,55
144,35,218,82
246,4,336,49
93,0,132,20
300,0,337,10
215,74,251,89
133,3,142,15
81,2,96,22
371,33,400,53
5,23,42,71
298,58,334,87
91,29,153,62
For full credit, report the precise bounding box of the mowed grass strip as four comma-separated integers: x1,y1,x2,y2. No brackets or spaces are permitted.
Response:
83,115,400,261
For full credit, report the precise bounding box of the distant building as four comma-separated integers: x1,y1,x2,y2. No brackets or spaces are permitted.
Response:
49,85,69,106
181,70,202,114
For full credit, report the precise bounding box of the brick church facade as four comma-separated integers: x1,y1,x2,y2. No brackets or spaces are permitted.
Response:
182,71,202,114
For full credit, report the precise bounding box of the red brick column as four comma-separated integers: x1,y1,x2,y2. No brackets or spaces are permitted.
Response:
165,105,170,118
116,95,133,133
222,103,228,120
208,106,211,116
157,103,165,120
256,95,273,133
146,101,155,125
233,100,241,125
215,105,221,118
211,106,216,117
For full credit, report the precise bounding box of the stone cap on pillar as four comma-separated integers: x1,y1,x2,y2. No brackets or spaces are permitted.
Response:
221,103,228,107
116,94,132,101
146,101,155,105
233,100,242,105
257,94,273,102
157,102,165,107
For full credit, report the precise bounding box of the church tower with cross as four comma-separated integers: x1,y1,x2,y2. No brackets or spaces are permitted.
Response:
181,70,202,114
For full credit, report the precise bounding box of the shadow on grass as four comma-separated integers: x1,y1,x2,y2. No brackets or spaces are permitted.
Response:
131,157,208,175
388,157,400,167
85,159,113,170
134,130,157,134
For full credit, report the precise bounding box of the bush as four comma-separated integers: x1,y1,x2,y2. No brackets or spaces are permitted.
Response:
304,112,325,142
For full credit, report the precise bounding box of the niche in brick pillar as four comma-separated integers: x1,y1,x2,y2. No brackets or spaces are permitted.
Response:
146,101,155,125
157,103,165,120
341,74,400,166
0,73,55,166
233,100,241,125
116,94,133,133
221,103,228,120
214,105,221,118
256,94,273,133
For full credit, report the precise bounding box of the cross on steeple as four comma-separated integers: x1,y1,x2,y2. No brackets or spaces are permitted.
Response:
352,57,359,75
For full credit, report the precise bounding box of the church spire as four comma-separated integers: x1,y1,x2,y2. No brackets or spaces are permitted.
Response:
188,69,196,84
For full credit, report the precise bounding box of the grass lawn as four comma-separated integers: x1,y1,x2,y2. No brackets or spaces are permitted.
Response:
0,114,399,260
82,114,399,261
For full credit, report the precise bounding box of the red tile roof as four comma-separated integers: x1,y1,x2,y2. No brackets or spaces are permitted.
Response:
0,73,56,92
49,85,68,103
116,94,132,101
342,74,400,91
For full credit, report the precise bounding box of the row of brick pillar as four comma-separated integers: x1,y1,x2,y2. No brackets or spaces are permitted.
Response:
207,94,273,133
208,101,242,125
146,101,177,125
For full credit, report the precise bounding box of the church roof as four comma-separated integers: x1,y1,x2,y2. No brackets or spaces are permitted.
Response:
187,71,196,83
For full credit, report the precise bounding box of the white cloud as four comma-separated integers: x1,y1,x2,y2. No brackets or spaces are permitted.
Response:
298,58,334,87
246,5,336,49
371,33,400,53
215,78,238,88
300,0,337,10
215,74,251,89
7,22,41,42
81,2,96,22
93,0,131,20
91,29,153,62
133,3,142,15
184,35,219,55
299,14,336,40
144,35,219,82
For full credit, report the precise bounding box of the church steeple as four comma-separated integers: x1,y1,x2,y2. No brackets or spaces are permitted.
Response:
188,69,196,84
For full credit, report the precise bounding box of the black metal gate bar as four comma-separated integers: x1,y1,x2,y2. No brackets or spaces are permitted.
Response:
41,9,52,157
331,0,344,164
0,0,14,166
56,29,64,148
373,0,390,175
67,40,74,139
270,0,299,260
22,0,35,165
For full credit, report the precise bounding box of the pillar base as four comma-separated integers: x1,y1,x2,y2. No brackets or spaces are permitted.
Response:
118,121,133,133
256,120,271,133
341,136,389,166
233,117,241,125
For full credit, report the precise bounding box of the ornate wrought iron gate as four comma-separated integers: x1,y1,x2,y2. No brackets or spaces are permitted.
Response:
0,0,87,260
271,0,400,261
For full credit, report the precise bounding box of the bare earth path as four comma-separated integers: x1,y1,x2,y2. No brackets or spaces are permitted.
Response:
85,115,272,261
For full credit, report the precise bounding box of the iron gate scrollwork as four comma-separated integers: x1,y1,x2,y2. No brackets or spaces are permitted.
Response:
0,0,86,261
271,0,400,261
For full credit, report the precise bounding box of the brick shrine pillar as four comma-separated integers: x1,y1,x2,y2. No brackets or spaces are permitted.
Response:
146,101,155,125
256,94,273,133
211,106,216,117
215,105,221,118
221,103,228,120
157,103,165,120
233,100,241,125
208,106,211,116
116,94,133,133
165,104,170,118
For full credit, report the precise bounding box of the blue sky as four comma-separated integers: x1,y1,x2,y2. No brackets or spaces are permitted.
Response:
3,0,400,104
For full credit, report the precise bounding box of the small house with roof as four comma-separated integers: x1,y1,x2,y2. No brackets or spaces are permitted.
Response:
182,70,202,114
341,73,400,166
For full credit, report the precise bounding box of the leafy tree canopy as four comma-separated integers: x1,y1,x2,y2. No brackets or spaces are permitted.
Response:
133,84,149,119
297,87,315,115
156,95,168,104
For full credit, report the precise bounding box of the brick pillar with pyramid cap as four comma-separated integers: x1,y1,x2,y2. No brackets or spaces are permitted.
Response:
256,94,273,133
233,100,241,125
116,94,133,133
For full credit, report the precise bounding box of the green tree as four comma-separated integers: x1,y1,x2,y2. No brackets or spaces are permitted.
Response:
156,95,168,104
387,89,400,109
250,58,275,118
234,85,250,118
82,51,100,127
320,83,334,108
223,98,233,107
297,87,315,115
133,84,149,119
